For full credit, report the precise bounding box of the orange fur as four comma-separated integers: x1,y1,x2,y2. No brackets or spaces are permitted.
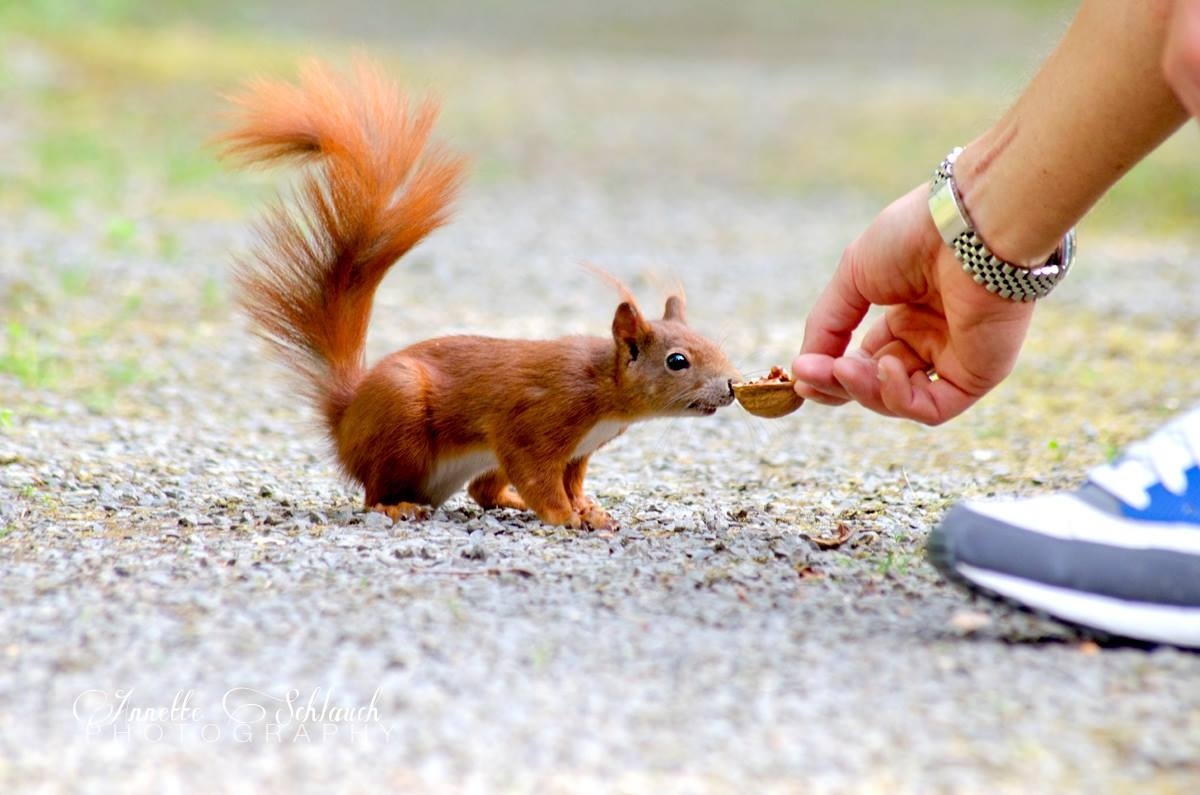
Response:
221,57,740,529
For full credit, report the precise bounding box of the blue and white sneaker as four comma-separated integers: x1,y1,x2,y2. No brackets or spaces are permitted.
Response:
927,405,1200,647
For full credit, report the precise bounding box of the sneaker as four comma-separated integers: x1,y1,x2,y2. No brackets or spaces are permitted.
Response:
926,405,1200,647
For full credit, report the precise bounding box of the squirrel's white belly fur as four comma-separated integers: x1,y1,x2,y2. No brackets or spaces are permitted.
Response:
424,450,497,506
423,420,628,507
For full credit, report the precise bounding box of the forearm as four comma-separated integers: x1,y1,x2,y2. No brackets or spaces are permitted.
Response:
955,0,1188,265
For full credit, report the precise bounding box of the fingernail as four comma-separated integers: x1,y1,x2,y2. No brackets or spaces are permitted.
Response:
876,361,886,382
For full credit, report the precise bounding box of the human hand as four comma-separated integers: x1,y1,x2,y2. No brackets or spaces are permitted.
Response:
790,184,1035,425
1163,0,1200,118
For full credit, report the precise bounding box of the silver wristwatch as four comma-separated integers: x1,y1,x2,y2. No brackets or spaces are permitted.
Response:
928,147,1076,302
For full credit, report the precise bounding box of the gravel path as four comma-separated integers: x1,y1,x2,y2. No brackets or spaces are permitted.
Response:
2,28,1200,794
3,181,1198,793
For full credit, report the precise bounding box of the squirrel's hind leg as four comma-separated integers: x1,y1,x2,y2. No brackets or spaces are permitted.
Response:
344,358,436,524
468,470,528,511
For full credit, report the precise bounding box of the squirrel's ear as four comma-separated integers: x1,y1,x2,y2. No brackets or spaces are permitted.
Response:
663,295,687,324
612,301,651,361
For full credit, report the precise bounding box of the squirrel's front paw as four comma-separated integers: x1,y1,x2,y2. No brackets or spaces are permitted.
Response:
535,505,583,529
534,499,614,531
575,502,617,532
371,502,430,523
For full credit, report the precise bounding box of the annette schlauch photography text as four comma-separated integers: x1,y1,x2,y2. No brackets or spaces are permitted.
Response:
72,687,393,745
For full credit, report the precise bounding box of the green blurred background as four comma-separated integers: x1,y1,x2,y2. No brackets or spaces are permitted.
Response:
0,0,1196,445
2,0,1196,234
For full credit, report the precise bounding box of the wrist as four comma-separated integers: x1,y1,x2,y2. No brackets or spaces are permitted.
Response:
928,147,1075,302
952,131,1070,268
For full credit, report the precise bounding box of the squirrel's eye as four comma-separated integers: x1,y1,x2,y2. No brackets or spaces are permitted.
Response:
666,352,690,371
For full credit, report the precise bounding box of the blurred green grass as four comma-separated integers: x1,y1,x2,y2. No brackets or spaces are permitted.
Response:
1,0,1196,236
0,0,1196,478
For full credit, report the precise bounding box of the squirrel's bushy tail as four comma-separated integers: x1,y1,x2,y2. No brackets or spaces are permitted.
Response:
218,57,465,430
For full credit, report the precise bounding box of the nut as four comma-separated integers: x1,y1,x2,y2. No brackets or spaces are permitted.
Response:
732,367,804,418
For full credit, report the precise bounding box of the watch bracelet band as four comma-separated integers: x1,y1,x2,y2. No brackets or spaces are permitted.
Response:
929,147,1076,302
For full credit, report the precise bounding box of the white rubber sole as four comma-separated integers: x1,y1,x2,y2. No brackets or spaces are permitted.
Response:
958,563,1200,647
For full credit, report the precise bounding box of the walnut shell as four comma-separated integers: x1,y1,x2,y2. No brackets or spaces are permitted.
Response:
732,380,804,418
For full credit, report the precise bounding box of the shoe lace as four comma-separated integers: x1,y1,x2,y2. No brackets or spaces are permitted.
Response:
1089,406,1200,511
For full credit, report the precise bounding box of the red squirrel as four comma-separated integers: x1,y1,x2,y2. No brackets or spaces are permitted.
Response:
219,58,740,529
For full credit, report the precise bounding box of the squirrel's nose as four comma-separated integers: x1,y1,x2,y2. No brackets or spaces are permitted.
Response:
726,378,735,396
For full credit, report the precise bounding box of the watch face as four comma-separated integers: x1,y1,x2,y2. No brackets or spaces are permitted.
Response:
1060,229,1077,272
928,177,969,244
